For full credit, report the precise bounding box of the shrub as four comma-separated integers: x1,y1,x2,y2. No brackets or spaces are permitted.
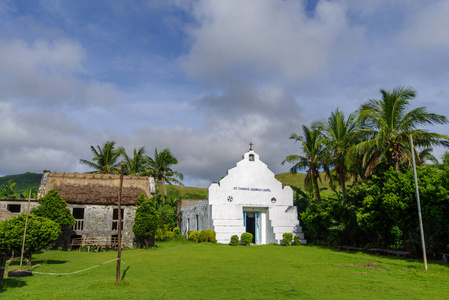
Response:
189,231,200,242
241,232,253,246
230,235,239,246
283,233,293,246
198,230,216,243
293,235,301,245
173,227,182,239
0,213,61,263
155,225,175,241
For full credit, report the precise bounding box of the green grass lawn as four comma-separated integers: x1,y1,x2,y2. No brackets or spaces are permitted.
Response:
2,242,448,299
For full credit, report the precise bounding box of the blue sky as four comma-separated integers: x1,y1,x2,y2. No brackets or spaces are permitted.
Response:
1,0,449,187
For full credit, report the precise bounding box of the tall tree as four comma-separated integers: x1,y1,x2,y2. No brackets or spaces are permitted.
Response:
282,125,325,201
144,148,183,195
354,86,449,177
31,189,75,229
132,194,159,249
119,146,147,176
80,141,121,174
314,109,359,202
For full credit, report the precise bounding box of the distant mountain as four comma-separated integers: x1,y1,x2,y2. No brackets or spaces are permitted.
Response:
0,172,42,195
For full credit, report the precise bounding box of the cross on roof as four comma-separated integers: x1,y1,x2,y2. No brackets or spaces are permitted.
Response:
249,142,253,151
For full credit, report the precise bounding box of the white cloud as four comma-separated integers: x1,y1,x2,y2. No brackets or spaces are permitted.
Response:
181,0,364,84
0,38,122,106
0,102,87,175
399,1,449,49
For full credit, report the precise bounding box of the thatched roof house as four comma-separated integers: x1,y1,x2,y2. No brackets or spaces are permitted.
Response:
37,171,156,205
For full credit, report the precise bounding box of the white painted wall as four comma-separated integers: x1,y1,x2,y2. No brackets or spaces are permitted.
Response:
181,150,305,244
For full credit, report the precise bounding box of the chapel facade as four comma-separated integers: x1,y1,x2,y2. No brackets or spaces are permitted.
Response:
181,148,305,245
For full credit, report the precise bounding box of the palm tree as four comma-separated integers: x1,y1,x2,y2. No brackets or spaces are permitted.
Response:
282,125,325,201
80,141,121,174
417,148,438,165
144,148,183,195
119,146,147,176
354,86,449,177
314,109,359,202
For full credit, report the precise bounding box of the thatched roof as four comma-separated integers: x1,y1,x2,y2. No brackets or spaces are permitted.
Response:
39,172,152,205
0,208,13,221
52,184,145,205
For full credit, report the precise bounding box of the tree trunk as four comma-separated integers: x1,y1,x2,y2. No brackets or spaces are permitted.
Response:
313,174,321,202
0,253,6,289
339,171,347,205
145,238,149,250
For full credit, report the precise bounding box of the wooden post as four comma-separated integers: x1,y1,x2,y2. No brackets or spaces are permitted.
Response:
410,134,428,270
19,190,32,269
116,165,124,283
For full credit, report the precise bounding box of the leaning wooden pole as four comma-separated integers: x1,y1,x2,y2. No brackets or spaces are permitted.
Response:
410,134,428,270
19,190,32,270
116,165,124,283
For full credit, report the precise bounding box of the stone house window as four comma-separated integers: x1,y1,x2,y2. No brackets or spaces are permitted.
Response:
112,208,124,230
72,207,85,231
196,215,199,231
7,204,21,213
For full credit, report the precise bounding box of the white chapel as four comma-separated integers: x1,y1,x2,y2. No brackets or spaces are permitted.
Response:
181,145,305,245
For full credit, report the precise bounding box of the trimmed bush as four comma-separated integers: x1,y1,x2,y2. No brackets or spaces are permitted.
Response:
155,226,175,241
283,233,293,246
293,235,301,245
189,231,200,242
241,232,253,246
173,227,182,239
230,235,239,246
198,230,217,243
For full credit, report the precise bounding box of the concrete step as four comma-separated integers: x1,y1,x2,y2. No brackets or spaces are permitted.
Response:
213,219,243,226
213,225,245,233
270,220,300,227
274,232,305,240
272,226,297,234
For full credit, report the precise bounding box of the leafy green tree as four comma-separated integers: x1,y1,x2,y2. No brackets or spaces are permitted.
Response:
132,194,159,249
354,86,449,177
282,125,326,201
300,198,335,244
144,148,183,195
0,182,16,198
0,214,60,263
119,146,147,176
31,189,75,229
80,141,121,174
314,109,360,201
345,166,449,251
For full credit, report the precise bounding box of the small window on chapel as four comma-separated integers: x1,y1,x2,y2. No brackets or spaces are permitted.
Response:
249,154,255,161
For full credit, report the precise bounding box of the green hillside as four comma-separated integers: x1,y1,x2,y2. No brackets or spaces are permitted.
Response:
0,172,42,194
275,171,337,196
1,171,337,199
166,185,208,199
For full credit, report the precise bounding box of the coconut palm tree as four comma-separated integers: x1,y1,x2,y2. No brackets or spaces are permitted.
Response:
119,146,147,176
80,141,121,174
282,125,325,201
354,86,449,177
144,148,183,195
314,109,359,202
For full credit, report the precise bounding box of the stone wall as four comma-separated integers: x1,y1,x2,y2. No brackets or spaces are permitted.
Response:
0,198,137,247
0,198,39,216
180,200,210,235
70,204,136,247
